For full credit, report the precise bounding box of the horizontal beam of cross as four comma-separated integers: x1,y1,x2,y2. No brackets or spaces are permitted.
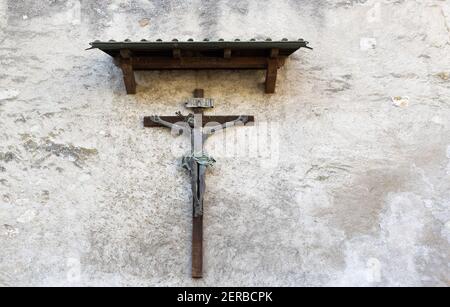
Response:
143,115,255,127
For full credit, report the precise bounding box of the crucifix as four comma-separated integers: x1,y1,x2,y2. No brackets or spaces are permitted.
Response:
144,89,254,278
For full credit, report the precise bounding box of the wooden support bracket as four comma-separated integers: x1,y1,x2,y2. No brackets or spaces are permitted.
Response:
119,49,136,94
264,48,280,94
265,58,278,94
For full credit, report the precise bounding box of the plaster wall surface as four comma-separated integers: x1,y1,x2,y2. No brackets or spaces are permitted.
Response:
0,0,449,286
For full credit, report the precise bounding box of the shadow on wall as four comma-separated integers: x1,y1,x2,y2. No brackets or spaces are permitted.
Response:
133,70,268,95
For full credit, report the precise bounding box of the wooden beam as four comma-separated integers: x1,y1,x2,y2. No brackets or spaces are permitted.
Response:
224,48,231,59
120,48,132,59
265,58,278,94
117,52,290,94
191,88,204,279
172,48,181,58
270,48,279,58
192,211,203,278
193,88,204,98
118,49,136,94
132,57,268,70
120,58,136,94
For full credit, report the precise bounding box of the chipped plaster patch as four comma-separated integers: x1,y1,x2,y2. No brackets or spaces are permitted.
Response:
0,90,19,101
360,38,377,51
437,72,449,81
391,96,410,108
17,209,37,223
1,224,19,238
139,18,149,27
431,116,442,125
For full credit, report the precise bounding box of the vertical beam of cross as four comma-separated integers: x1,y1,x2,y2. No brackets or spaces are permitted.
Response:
191,89,204,278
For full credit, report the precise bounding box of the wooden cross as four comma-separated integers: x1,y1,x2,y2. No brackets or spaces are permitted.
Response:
144,89,254,278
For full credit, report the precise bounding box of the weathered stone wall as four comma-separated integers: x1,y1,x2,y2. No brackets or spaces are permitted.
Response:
0,0,449,286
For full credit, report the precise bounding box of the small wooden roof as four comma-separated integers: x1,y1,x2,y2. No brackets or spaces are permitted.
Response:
89,38,311,58
88,38,311,94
